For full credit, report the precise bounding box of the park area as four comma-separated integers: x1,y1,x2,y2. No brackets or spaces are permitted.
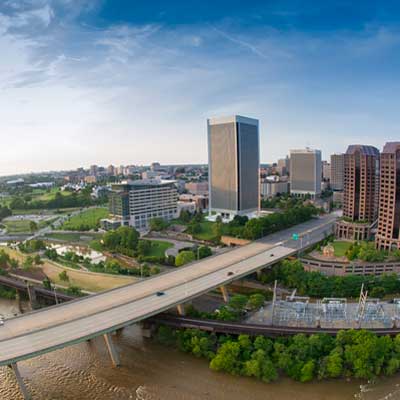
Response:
2,214,58,234
0,246,136,292
331,241,352,257
61,208,108,231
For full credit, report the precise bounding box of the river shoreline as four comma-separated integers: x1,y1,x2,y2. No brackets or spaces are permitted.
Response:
1,299,399,400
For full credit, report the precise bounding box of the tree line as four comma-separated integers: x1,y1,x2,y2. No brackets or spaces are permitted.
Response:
261,259,400,299
157,326,400,383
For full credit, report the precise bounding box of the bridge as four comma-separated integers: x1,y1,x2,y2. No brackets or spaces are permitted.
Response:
149,314,400,337
0,213,337,399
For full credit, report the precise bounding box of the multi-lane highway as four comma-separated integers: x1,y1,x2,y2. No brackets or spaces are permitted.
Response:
0,213,337,368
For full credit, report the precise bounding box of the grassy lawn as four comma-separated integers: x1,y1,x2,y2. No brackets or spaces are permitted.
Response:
146,240,173,257
62,208,108,231
0,247,136,292
3,220,33,234
44,232,101,243
192,221,218,241
332,241,352,257
9,208,81,216
35,188,72,201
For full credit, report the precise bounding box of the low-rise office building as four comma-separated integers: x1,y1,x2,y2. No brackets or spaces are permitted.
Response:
260,177,289,198
104,179,178,230
289,148,322,198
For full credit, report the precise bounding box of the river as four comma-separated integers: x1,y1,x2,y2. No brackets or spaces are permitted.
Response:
0,299,400,400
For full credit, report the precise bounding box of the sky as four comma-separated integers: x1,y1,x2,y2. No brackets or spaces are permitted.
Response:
1,0,400,176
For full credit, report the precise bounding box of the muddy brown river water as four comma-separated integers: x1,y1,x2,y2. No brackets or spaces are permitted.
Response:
1,299,400,400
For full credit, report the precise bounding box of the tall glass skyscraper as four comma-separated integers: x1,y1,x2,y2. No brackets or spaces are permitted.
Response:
207,115,260,219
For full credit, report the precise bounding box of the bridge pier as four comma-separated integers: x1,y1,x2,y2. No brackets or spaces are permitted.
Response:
8,363,31,400
26,284,39,310
176,304,186,316
15,290,23,313
220,286,230,303
103,333,120,367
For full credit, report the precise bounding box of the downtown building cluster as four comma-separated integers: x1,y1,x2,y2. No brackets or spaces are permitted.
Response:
334,142,400,250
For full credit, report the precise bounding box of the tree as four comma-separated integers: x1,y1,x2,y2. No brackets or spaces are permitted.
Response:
210,341,242,375
29,221,38,233
42,277,52,290
370,286,386,299
33,254,43,265
0,206,11,221
228,294,248,312
198,246,212,259
247,293,265,310
175,250,196,267
137,240,151,257
149,218,168,231
300,360,315,382
59,270,69,282
179,209,192,223
23,256,34,270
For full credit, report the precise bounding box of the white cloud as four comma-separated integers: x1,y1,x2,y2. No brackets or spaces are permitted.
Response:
1,4,400,175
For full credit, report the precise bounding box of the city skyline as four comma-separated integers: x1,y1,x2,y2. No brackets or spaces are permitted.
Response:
2,1,400,175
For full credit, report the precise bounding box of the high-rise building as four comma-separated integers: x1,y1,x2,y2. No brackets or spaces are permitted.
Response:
376,142,400,250
330,154,344,191
207,115,260,219
322,161,331,181
89,165,98,176
335,145,380,240
289,148,322,198
276,156,290,176
107,165,115,176
105,179,178,230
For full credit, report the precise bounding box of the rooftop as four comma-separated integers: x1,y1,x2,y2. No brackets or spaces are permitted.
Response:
382,142,400,154
346,144,380,157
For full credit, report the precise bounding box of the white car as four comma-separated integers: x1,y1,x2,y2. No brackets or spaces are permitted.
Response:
0,315,4,326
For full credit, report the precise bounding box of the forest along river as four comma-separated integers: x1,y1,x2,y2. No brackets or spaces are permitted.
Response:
0,299,400,400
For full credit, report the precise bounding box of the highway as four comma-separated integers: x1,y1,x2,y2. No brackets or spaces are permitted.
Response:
0,213,337,367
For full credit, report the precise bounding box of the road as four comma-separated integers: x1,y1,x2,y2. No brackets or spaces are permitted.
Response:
0,213,337,367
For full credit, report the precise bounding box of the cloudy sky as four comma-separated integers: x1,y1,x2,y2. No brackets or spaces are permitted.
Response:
1,0,400,175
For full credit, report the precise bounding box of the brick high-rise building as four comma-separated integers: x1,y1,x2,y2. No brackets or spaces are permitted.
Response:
335,145,380,240
376,142,400,250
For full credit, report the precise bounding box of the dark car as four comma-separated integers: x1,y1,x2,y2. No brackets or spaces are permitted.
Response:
270,254,274,257
156,291,165,297
227,271,234,276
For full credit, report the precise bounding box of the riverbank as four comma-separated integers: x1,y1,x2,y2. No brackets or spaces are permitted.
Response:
0,297,399,400
154,325,400,384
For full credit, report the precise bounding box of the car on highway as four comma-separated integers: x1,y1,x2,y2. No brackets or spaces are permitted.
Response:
270,254,274,257
227,271,234,276
156,291,165,297
0,315,4,326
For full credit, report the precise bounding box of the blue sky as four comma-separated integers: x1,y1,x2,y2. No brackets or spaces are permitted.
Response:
1,0,400,175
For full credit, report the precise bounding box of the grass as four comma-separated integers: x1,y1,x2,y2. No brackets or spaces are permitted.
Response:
61,208,108,231
3,220,33,234
146,240,173,257
44,232,101,243
0,246,136,292
331,241,353,257
192,221,218,241
34,188,72,201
